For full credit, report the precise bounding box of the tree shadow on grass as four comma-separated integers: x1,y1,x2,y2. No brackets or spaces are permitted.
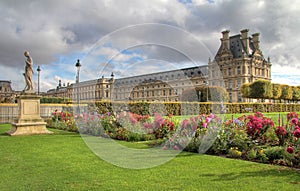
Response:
200,168,300,183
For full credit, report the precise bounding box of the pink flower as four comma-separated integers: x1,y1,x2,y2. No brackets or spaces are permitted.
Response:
291,118,298,125
209,113,215,118
202,122,207,128
182,119,189,129
293,129,300,138
130,117,137,124
173,145,180,150
287,146,294,154
206,117,212,123
192,124,198,131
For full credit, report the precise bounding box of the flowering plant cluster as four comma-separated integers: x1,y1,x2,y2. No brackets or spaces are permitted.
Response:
49,109,77,132
272,112,300,166
163,113,221,151
48,109,300,168
52,109,73,122
210,111,300,168
212,115,249,154
151,113,176,139
246,112,274,141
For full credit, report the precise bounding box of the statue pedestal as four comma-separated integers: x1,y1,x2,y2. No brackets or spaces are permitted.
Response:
7,94,53,136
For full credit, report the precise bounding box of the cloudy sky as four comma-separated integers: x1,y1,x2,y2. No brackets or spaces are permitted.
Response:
1,0,300,92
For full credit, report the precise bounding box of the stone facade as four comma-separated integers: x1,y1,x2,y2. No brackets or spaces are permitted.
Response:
45,74,115,101
43,29,271,103
113,66,208,102
208,29,271,102
0,80,14,103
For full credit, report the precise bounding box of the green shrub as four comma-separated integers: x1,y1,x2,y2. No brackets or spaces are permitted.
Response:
246,149,257,161
91,101,300,116
228,147,242,158
264,146,285,162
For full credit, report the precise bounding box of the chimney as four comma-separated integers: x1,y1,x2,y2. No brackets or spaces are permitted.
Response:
252,33,260,50
240,29,249,53
221,30,230,50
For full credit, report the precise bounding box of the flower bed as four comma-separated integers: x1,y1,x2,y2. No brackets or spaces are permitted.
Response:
47,110,300,168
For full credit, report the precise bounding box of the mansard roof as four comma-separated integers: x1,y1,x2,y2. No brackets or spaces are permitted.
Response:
214,29,261,61
228,34,254,58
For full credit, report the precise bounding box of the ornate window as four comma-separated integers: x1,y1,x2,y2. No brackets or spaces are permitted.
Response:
237,66,241,75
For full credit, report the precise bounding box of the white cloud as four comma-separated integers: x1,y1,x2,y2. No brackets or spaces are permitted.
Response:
271,65,300,86
1,0,300,91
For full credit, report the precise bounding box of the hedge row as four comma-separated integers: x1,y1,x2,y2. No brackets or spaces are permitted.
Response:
40,97,71,104
89,101,300,115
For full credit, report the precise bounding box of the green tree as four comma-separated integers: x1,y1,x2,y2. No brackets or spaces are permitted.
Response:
194,86,228,102
280,85,292,102
249,80,273,101
272,83,282,102
208,86,229,102
180,88,198,102
291,86,300,103
240,83,251,98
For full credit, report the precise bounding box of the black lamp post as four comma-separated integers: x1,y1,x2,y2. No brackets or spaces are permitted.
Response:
37,66,41,95
75,59,81,112
75,59,81,83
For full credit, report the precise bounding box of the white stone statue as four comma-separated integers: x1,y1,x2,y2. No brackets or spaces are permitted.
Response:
23,51,34,92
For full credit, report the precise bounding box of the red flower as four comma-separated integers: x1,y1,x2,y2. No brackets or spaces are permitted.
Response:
275,126,287,137
287,146,294,154
293,129,300,138
287,112,299,121
254,112,264,118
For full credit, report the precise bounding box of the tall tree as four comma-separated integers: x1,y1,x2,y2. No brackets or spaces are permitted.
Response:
291,86,300,103
249,80,273,101
280,85,293,102
272,83,282,102
241,83,251,98
208,86,229,102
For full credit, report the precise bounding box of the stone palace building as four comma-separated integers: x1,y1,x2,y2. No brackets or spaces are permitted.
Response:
0,80,14,103
45,29,271,103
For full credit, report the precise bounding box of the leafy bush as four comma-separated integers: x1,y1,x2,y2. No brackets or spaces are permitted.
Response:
211,115,249,155
41,97,71,104
228,147,243,158
264,146,285,162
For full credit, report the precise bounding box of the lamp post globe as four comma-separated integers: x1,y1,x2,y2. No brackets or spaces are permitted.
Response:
37,66,41,95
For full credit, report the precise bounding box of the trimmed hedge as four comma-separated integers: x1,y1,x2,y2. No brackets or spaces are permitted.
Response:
89,101,300,115
40,97,71,104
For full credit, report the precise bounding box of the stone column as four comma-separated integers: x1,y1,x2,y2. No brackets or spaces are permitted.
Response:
7,94,53,136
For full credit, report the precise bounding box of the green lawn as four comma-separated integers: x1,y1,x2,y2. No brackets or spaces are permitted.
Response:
0,124,299,191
